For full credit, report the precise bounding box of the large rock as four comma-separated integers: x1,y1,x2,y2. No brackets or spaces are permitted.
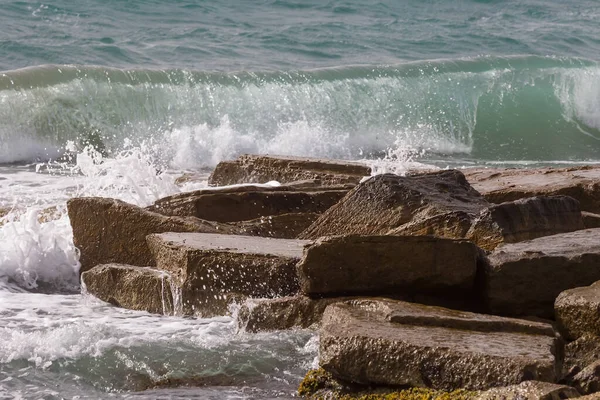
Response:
556,281,600,341
571,360,600,395
148,185,348,223
476,381,580,399
146,233,308,317
583,211,600,229
297,235,478,297
483,229,600,318
300,171,488,240
208,154,371,186
299,172,581,251
564,335,600,383
466,196,583,251
82,264,174,315
465,165,600,213
68,197,237,273
319,299,560,391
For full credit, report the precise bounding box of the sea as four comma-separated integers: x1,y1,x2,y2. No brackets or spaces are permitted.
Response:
1,1,600,398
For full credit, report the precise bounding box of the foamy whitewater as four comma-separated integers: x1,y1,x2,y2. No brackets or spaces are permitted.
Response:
2,0,600,398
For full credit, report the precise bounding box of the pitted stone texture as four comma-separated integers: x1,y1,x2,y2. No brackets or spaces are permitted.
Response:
146,233,308,317
82,264,174,315
208,154,370,186
556,281,600,341
464,165,600,214
476,381,580,400
231,212,320,239
319,299,560,391
148,185,347,223
68,197,236,273
297,235,478,297
484,229,600,318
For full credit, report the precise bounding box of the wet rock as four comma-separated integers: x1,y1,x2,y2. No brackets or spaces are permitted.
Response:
483,229,600,318
238,295,348,332
556,281,600,341
476,381,580,400
232,212,320,239
208,154,371,186
82,264,174,315
319,298,560,391
149,185,346,223
466,196,583,251
68,197,237,273
571,360,600,395
297,235,478,297
464,165,600,213
582,211,600,229
146,232,308,317
300,171,488,240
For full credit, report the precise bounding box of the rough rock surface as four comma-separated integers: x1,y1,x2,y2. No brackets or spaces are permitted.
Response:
476,381,580,399
300,171,488,240
319,299,560,391
556,281,600,341
563,335,600,383
464,165,600,213
571,360,600,395
208,154,371,186
68,197,236,273
147,233,308,317
233,212,320,239
238,295,350,332
483,228,600,318
148,185,348,223
297,235,478,297
82,264,174,314
466,196,583,251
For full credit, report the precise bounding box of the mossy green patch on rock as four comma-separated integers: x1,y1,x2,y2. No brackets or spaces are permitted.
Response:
298,369,477,399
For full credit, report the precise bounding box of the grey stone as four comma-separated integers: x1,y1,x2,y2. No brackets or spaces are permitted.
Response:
476,381,580,399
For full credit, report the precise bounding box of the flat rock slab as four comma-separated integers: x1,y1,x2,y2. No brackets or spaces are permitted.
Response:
464,166,600,213
297,235,478,297
208,154,371,186
68,197,236,273
556,280,600,341
82,264,174,315
319,299,560,391
476,381,580,400
147,233,309,317
484,228,600,318
148,185,348,223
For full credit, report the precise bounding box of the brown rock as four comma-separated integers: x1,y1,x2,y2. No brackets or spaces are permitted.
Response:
555,281,600,341
208,154,371,186
232,212,320,239
297,235,478,297
238,295,348,332
300,171,488,240
476,381,580,399
583,211,600,229
466,196,584,251
484,229,600,318
82,264,174,314
572,360,600,395
464,165,600,213
564,335,600,382
146,233,308,317
68,197,237,273
319,299,560,391
148,185,346,223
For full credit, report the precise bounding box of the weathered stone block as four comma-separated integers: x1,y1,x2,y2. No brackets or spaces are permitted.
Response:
319,299,560,391
556,280,600,341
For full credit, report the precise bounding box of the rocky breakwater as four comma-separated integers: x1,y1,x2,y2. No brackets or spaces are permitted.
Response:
70,155,600,398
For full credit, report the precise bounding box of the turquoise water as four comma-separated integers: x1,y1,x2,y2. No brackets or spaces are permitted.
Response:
1,1,600,399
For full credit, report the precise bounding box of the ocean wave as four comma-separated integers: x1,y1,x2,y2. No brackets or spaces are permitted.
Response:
1,55,600,165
